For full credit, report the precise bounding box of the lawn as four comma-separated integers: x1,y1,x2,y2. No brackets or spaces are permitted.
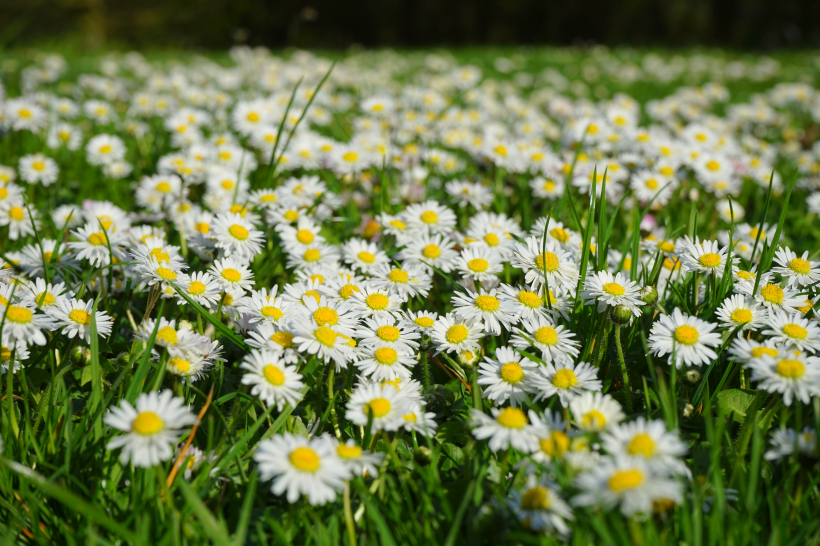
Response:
1,46,819,545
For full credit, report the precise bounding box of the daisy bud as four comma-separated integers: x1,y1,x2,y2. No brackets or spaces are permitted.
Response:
610,305,633,325
640,286,658,305
413,446,433,466
682,369,701,385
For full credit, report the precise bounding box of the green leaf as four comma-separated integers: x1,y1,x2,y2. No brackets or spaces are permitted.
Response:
716,389,756,422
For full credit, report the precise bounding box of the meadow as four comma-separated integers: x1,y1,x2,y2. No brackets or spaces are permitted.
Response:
1,46,820,544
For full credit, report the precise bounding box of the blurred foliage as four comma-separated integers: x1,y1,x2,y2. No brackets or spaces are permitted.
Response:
1,0,820,51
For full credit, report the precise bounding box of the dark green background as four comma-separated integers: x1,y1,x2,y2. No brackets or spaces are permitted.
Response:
2,0,820,51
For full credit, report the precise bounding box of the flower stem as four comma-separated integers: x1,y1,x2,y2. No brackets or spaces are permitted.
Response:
615,324,633,414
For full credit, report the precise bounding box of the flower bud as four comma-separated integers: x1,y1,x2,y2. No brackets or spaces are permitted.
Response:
610,304,632,325
682,369,701,385
413,446,433,466
640,285,658,305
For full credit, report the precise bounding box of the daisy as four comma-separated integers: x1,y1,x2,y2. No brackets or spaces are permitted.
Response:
764,427,818,461
133,256,189,290
136,318,198,357
403,200,457,235
1,341,30,375
762,311,820,353
335,439,385,478
529,411,572,464
511,237,579,294
0,301,53,346
347,286,406,319
430,313,484,354
510,316,580,365
68,223,126,268
278,217,325,251
715,294,767,332
508,474,574,538
165,353,210,382
86,134,126,166
735,281,806,314
569,392,625,433
104,390,197,467
254,433,348,505
746,353,820,406
355,346,417,381
18,154,59,186
212,212,265,262
285,243,341,271
343,238,389,274
451,288,517,335
477,347,538,407
678,237,732,277
573,456,682,516
401,402,439,437
469,407,540,452
396,233,458,273
291,320,356,370
728,337,781,364
530,176,565,199
0,203,39,241
601,418,689,477
179,271,222,309
240,349,305,410
454,246,504,283
209,257,255,291
647,308,721,368
48,297,112,343
581,271,644,317
497,283,567,322
345,382,410,433
369,262,432,299
246,322,299,364
356,315,420,352
772,247,820,287
403,309,438,332
237,287,295,328
21,278,70,310
531,361,602,407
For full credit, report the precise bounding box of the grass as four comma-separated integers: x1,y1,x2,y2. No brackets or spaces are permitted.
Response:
1,45,820,544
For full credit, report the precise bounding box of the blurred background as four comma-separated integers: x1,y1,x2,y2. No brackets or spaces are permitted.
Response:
2,0,820,51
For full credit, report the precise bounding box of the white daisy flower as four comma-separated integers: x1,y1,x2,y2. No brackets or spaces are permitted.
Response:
209,257,255,291
454,245,505,284
347,285,406,319
728,337,781,364
47,297,112,343
356,315,420,352
735,280,805,314
21,278,70,310
764,427,818,461
369,262,432,299
601,418,689,477
240,349,304,410
508,474,574,539
678,237,733,277
291,320,356,370
335,439,385,478
401,402,439,437
285,243,341,271
236,286,294,328
18,153,59,186
104,390,197,467
430,313,484,354
68,223,126,268
510,316,580,365
136,318,199,357
511,236,579,294
212,212,265,262
746,353,820,406
246,322,299,364
355,346,417,382
0,301,53,346
771,246,820,287
451,288,517,335
477,347,538,407
469,407,540,452
343,238,389,274
531,361,602,407
581,271,644,317
647,308,721,368
403,309,438,331
403,200,457,235
345,382,410,433
715,294,767,332
569,392,625,433
762,311,820,353
396,233,459,273
180,271,222,309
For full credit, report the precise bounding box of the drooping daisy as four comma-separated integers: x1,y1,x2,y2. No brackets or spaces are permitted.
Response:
715,294,767,332
477,347,538,407
771,246,820,287
254,433,348,505
569,392,625,433
581,271,644,317
601,418,689,477
746,353,820,406
510,316,580,365
454,245,504,283
209,257,255,291
508,474,574,539
451,288,517,335
345,382,410,433
573,456,682,516
531,361,602,407
469,407,540,453
430,313,484,354
47,297,112,343
647,308,721,368
240,349,304,410
511,237,579,294
762,311,820,353
347,285,406,319
104,390,197,467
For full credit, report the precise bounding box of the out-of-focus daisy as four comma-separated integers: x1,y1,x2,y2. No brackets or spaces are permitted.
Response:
396,233,458,273
762,311,820,353
19,154,59,186
508,474,574,538
764,427,818,461
601,418,689,477
746,353,820,406
343,238,389,274
335,438,385,478
569,392,625,433
469,407,539,452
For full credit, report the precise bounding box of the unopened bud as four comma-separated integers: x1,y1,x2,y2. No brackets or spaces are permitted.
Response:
640,285,658,305
414,446,433,466
610,304,633,325
682,369,701,385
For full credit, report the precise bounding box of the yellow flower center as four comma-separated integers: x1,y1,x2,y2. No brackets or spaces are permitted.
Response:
474,295,500,311
496,407,528,429
188,281,206,295
342,151,359,162
730,309,752,324
388,269,409,283
603,282,625,296
500,362,524,384
422,244,441,259
221,268,242,283
339,284,360,300
69,309,91,325
775,359,805,378
674,325,699,345
446,324,469,344
468,258,489,272
414,316,434,328
157,326,178,345
261,306,284,319
195,222,210,234
358,251,376,264
313,307,338,326
170,358,190,373
289,447,320,472
540,431,570,457
365,293,390,310
699,253,721,268
296,229,314,244
5,306,32,324
582,410,607,429
659,241,675,253
760,284,784,305
534,326,558,345
303,248,321,262
517,290,543,308
284,210,299,222
156,181,172,193
484,233,499,246
365,397,391,418
552,368,578,389
736,270,754,280
520,486,553,510
303,290,321,304
535,252,559,272
246,112,260,122
35,292,56,307
229,225,249,240
263,364,286,386
550,227,570,243
389,220,406,230
420,211,439,224
645,178,659,190
374,347,398,365
337,444,362,459
627,433,656,457
32,161,47,171
608,469,644,492
751,347,778,358
271,331,295,348
783,323,808,339
789,258,811,275
314,326,337,346
156,267,177,280
88,232,108,246
99,145,112,154
749,227,765,240
376,325,400,342
132,411,165,436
